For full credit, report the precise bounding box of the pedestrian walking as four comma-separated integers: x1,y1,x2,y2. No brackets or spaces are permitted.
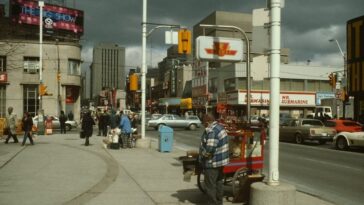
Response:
21,112,34,146
119,111,132,148
59,110,67,134
199,113,229,205
67,111,74,121
81,111,95,146
5,106,19,143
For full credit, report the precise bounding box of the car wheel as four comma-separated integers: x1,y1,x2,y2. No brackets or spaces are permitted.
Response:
318,139,326,145
66,124,72,131
295,134,304,144
336,137,348,150
189,124,197,131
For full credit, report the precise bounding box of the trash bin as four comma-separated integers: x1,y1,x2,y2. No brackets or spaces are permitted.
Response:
158,125,173,152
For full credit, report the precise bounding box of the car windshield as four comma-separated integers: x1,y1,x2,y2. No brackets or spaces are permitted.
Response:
173,115,183,120
302,120,323,126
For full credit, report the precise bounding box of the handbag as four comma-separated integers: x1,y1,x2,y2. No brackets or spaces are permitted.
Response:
80,130,85,139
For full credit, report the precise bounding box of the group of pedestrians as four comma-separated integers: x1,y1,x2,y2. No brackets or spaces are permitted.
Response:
4,106,34,146
80,109,138,147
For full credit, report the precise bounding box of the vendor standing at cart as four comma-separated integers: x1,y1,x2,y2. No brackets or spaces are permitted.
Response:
199,113,229,205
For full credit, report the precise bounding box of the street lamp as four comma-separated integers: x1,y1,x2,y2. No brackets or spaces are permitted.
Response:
329,38,347,118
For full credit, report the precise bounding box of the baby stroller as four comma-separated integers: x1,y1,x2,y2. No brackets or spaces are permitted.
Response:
106,127,121,149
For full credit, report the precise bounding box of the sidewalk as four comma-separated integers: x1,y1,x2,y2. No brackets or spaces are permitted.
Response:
0,133,335,205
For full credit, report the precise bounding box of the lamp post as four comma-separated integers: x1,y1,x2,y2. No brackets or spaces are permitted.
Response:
329,38,347,118
39,1,44,111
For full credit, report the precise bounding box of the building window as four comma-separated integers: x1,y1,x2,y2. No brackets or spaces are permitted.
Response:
24,57,39,74
23,85,39,117
68,59,81,75
0,86,5,118
0,56,6,72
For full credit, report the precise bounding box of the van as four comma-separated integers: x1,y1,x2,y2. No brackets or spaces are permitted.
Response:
307,106,332,119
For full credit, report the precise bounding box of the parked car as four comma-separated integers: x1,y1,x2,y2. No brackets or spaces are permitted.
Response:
147,114,201,130
334,131,364,150
324,119,362,133
145,113,162,124
33,115,78,131
280,118,336,144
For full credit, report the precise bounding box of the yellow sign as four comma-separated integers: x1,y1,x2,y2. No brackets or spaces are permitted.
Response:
180,98,192,109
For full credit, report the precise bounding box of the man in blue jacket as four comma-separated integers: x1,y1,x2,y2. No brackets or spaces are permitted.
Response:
119,111,132,148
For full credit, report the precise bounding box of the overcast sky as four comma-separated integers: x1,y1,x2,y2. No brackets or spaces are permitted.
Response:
2,0,363,70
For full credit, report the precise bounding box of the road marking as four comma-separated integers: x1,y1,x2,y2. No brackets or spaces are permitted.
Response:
299,157,363,172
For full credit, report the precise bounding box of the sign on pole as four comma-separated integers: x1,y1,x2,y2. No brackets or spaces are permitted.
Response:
196,36,244,62
165,31,178,44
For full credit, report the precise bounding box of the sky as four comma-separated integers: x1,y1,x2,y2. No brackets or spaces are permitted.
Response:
2,0,363,70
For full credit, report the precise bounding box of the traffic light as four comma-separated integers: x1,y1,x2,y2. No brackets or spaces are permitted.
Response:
129,73,138,91
39,84,48,96
57,72,61,82
178,29,191,54
328,73,336,88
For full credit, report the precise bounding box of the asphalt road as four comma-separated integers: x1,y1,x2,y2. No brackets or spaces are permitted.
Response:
146,127,364,205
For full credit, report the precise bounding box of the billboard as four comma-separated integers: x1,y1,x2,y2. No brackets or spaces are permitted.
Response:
347,15,364,95
10,0,84,35
196,36,244,62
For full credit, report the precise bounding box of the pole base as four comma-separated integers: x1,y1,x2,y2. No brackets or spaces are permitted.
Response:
250,182,296,205
136,138,151,148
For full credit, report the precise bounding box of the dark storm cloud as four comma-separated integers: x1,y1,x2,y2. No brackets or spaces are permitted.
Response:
41,0,362,66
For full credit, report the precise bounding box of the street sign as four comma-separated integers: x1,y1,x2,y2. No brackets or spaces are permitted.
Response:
196,36,244,62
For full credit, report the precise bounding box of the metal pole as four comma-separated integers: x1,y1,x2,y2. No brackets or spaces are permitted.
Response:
205,62,209,114
39,1,44,110
141,0,147,139
56,39,61,116
268,0,281,186
198,24,251,122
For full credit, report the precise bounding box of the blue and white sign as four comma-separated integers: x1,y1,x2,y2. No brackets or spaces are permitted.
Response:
316,92,335,105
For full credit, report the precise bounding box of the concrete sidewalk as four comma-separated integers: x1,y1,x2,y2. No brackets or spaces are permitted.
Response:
0,133,336,205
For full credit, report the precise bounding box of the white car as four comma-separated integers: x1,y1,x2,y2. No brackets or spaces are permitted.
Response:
334,131,364,150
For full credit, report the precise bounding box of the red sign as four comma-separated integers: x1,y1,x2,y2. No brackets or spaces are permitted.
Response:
205,42,237,57
0,73,7,83
196,36,244,62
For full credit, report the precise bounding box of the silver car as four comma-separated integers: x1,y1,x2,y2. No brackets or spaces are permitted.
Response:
147,114,201,130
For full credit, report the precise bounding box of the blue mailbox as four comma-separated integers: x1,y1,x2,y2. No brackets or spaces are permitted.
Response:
158,125,174,152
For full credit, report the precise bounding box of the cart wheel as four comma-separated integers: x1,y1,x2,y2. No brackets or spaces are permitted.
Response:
232,167,249,198
197,171,206,194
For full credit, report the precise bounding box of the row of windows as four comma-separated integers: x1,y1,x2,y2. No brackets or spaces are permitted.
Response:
1,56,80,75
0,85,39,118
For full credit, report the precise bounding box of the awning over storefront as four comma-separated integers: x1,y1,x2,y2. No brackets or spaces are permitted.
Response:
180,98,192,109
159,97,181,106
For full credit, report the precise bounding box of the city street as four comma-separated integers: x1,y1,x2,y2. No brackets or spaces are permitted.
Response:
146,127,364,205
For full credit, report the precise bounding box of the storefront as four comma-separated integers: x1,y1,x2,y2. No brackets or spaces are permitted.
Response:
217,90,317,118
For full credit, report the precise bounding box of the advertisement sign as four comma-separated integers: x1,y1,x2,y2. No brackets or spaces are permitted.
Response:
227,91,316,107
10,0,84,35
196,36,244,62
316,92,335,105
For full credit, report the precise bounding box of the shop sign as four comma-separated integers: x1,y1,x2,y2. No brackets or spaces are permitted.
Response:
180,98,192,109
227,91,316,106
0,73,7,83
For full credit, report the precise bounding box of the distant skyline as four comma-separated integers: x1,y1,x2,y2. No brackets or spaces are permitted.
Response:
1,0,363,70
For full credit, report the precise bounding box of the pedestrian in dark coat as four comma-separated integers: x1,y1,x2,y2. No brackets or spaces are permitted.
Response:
21,112,34,146
102,110,110,136
59,110,67,134
81,111,95,146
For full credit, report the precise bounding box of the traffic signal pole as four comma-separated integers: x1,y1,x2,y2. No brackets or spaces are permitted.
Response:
39,1,44,111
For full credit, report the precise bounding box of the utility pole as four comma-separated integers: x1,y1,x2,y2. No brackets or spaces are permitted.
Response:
39,1,44,111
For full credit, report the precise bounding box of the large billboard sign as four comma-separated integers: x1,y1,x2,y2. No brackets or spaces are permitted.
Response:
196,36,244,62
10,0,84,35
347,15,364,95
224,91,316,107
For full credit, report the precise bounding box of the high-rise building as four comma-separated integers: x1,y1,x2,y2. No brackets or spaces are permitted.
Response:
90,43,126,99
